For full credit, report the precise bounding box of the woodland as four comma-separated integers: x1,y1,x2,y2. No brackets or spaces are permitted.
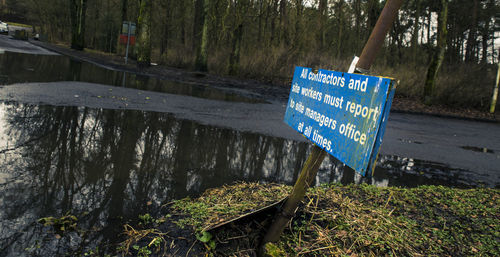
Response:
1,0,499,110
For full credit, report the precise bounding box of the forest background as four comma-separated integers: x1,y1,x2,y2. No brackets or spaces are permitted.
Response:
1,0,499,111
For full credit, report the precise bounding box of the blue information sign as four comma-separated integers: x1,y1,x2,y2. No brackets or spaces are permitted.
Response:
284,66,396,176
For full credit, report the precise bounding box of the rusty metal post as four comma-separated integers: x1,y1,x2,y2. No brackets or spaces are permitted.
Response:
357,0,404,73
259,0,404,255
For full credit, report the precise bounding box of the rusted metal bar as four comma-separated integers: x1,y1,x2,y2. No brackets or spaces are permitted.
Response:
356,0,404,72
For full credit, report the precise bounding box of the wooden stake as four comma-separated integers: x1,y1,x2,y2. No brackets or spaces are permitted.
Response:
260,145,326,245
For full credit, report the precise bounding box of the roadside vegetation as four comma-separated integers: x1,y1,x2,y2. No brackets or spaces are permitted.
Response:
117,182,499,256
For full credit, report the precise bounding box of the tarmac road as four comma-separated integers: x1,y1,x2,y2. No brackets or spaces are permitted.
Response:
0,36,499,185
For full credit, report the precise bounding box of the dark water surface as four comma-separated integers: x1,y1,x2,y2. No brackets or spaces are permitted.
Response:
0,51,263,103
0,51,496,256
0,102,493,256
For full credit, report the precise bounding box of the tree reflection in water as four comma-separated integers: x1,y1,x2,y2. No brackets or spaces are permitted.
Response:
0,102,478,255
0,102,328,255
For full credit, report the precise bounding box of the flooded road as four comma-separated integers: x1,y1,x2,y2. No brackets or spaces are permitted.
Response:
1,41,499,255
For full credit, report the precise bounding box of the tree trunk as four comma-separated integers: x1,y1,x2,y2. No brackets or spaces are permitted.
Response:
194,0,208,71
490,49,500,113
279,0,288,45
423,0,448,104
318,0,327,50
393,15,403,63
70,0,88,50
257,0,263,45
427,9,431,45
353,0,361,50
294,0,303,51
115,0,127,56
447,12,457,63
121,0,128,23
336,0,345,58
160,0,171,58
465,0,478,63
90,0,99,49
411,0,421,62
136,0,152,67
367,0,380,38
481,19,490,64
228,24,243,75
180,0,186,46
270,0,278,45
160,17,168,58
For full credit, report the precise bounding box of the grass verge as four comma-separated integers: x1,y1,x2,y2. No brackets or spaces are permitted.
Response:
120,182,499,256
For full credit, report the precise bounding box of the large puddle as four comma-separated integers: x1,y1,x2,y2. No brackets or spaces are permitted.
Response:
0,51,264,103
0,102,496,255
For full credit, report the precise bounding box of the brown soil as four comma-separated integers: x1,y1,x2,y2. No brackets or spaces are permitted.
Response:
391,97,499,122
31,41,500,123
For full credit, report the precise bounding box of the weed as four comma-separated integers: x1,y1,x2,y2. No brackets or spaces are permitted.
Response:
132,245,152,257
138,213,153,225
197,231,216,250
37,214,78,235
